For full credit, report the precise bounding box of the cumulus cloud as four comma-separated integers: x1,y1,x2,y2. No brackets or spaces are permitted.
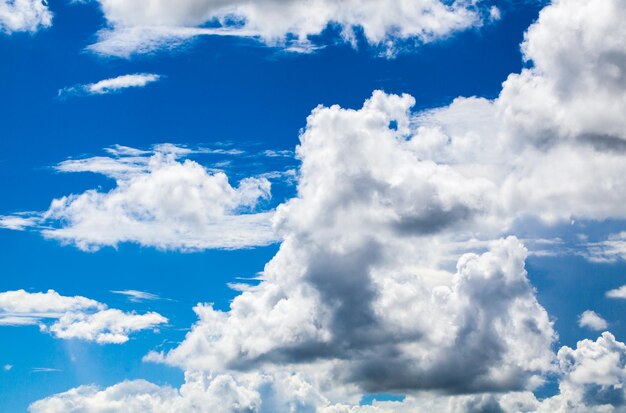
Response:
27,333,626,413
0,290,166,344
0,0,51,33
58,74,161,98
84,0,494,57
0,144,277,251
578,311,608,331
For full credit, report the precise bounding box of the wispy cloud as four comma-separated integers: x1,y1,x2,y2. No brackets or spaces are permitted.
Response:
111,290,161,303
58,73,161,98
32,367,61,373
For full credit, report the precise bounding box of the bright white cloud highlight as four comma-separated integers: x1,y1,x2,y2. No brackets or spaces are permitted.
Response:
59,74,161,97
0,290,166,344
86,0,493,57
0,0,51,33
578,311,608,331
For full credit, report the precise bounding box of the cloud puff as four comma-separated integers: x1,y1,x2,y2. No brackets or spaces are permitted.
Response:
0,0,51,33
58,74,161,98
0,144,277,251
85,0,493,57
0,290,166,344
578,311,608,331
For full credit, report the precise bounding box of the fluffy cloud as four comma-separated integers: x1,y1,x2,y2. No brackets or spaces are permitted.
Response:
578,311,608,331
499,0,626,144
46,309,167,344
146,91,556,396
0,0,51,33
0,144,277,251
86,0,493,57
0,290,166,344
58,74,161,98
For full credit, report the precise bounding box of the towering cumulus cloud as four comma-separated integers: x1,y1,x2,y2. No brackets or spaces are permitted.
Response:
87,0,493,57
26,0,626,411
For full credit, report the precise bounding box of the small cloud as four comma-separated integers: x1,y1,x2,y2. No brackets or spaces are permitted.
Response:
3,364,12,371
261,149,294,158
578,310,608,331
58,73,161,98
32,367,61,373
110,290,161,303
606,285,626,299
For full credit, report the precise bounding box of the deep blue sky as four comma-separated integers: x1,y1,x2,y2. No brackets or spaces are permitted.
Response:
2,1,625,411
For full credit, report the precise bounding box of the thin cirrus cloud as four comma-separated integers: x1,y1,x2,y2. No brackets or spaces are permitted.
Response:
0,143,278,251
0,0,52,33
58,73,161,98
0,289,167,344
84,0,498,57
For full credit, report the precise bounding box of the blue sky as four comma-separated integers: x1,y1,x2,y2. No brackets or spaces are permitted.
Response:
2,0,626,412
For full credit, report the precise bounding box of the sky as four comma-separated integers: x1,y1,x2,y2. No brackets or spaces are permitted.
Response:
1,0,626,412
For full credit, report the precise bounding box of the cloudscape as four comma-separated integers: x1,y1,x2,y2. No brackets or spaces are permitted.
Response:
2,0,626,412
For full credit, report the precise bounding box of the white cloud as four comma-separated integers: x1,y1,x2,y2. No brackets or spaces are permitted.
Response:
1,144,277,251
0,290,166,344
111,290,161,302
584,233,626,263
85,0,492,57
0,0,52,33
578,311,608,331
59,74,161,98
3,364,12,371
146,91,557,395
607,285,626,299
0,214,39,230
46,309,167,344
0,289,104,317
